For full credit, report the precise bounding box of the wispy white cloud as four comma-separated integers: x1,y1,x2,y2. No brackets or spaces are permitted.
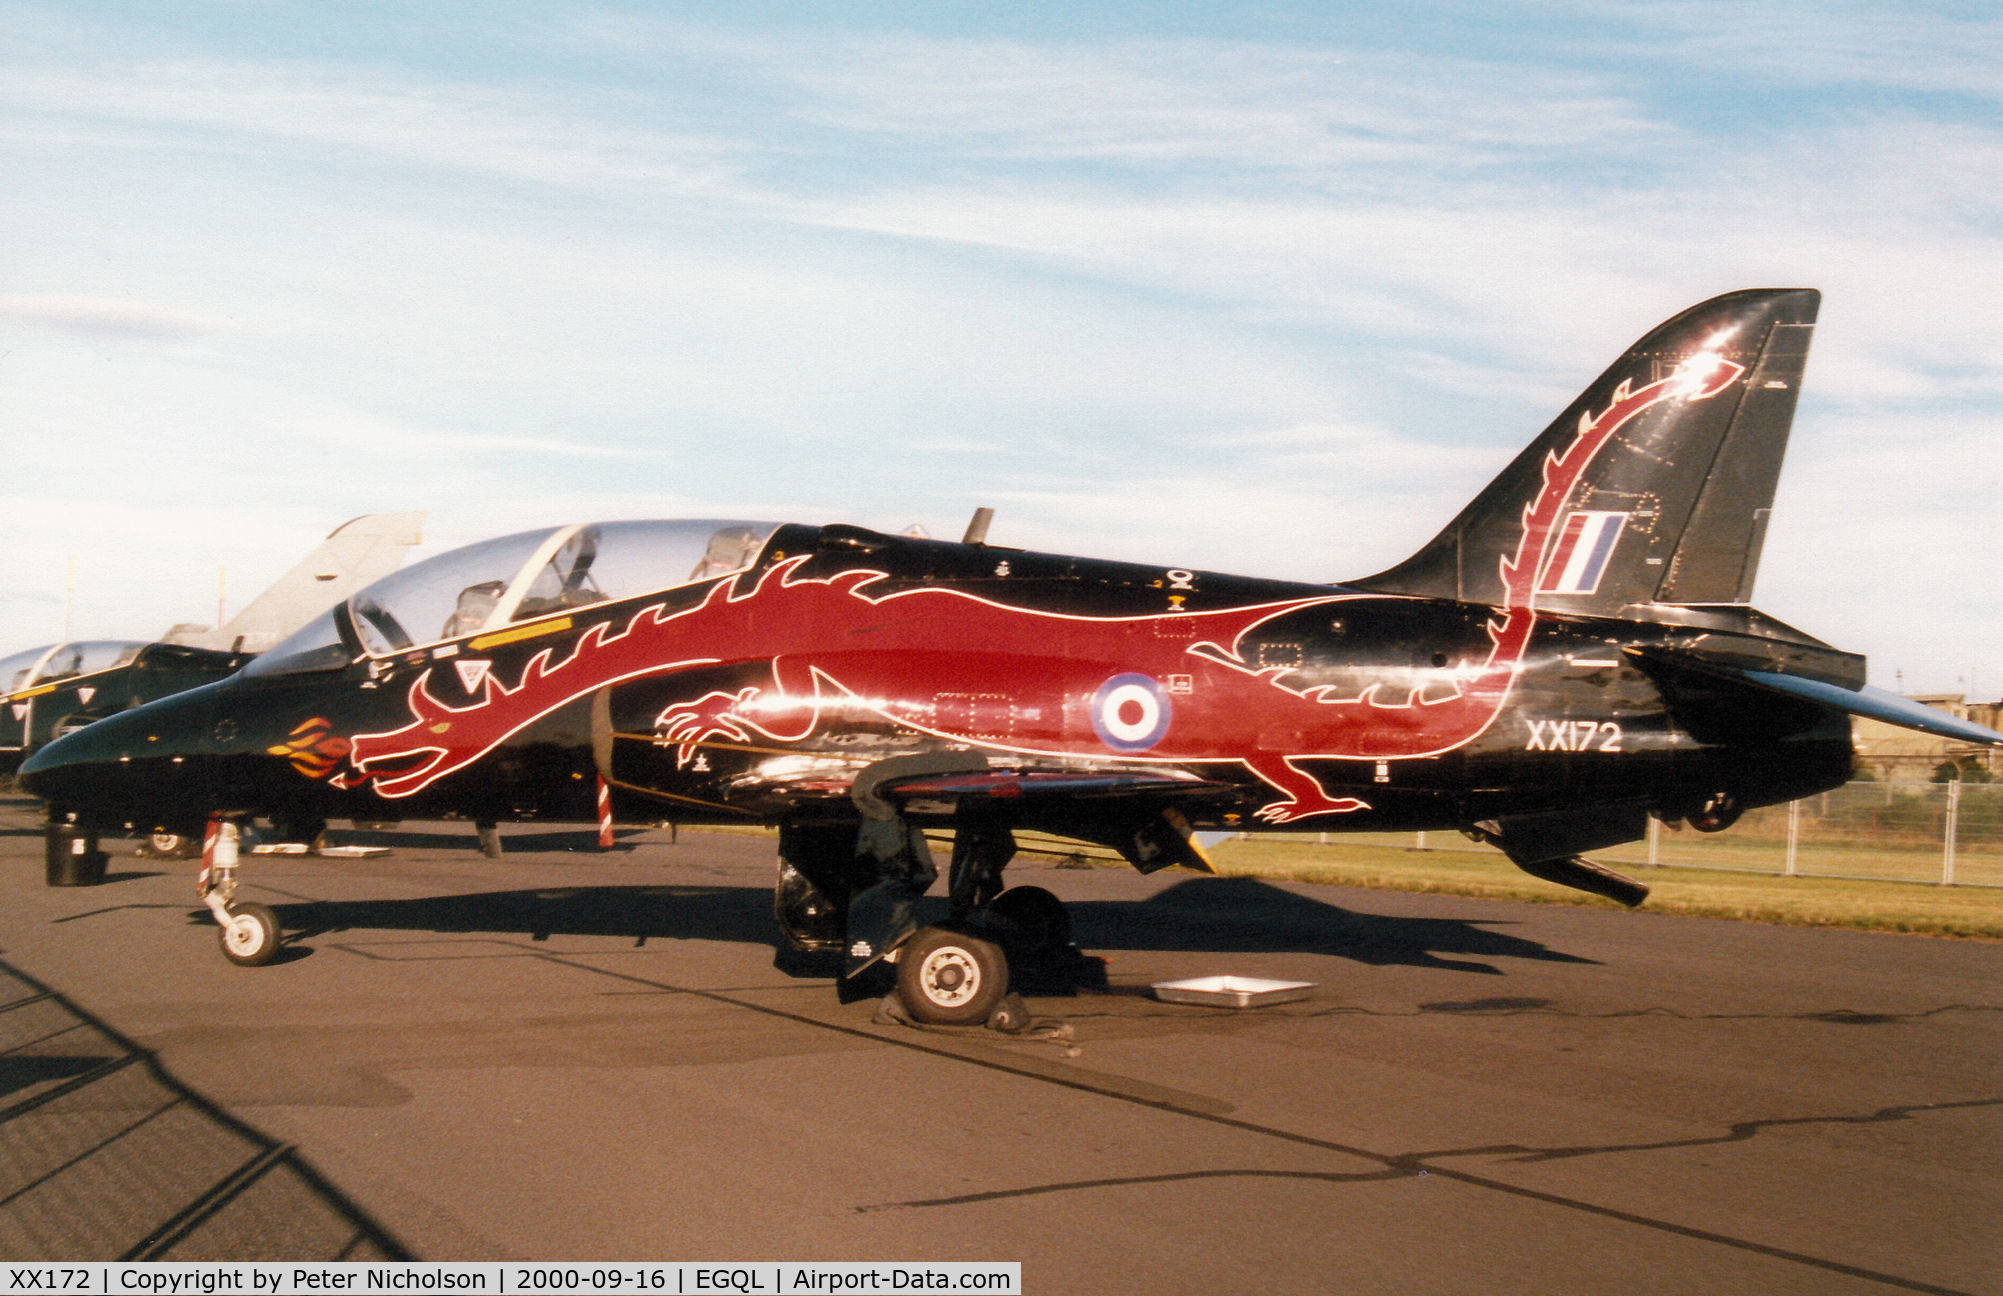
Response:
285,408,668,461
0,293,237,343
1,60,746,194
0,4,1996,693
1553,1,2003,102
762,35,1665,171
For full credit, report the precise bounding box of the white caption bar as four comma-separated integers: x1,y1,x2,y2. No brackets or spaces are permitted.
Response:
0,1264,1020,1296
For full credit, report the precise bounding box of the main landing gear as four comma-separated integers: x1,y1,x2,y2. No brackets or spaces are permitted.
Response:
138,830,201,860
895,926,1008,1026
879,888,1083,1027
775,758,1085,1027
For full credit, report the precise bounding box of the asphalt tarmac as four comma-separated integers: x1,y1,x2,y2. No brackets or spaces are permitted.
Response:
1,794,1997,1294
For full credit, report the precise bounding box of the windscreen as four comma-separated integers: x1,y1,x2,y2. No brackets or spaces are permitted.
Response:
350,528,561,655
0,646,52,696
508,521,776,623
241,606,350,678
32,641,145,683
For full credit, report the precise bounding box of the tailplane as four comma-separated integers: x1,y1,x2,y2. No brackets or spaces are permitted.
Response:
1354,289,1819,615
164,511,426,654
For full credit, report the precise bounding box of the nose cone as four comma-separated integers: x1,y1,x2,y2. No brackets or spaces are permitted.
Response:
20,685,216,819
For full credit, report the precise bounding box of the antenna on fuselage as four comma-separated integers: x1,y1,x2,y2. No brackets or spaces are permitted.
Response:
962,507,995,546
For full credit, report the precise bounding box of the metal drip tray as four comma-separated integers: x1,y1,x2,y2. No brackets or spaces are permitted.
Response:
1150,975,1315,1008
250,844,390,858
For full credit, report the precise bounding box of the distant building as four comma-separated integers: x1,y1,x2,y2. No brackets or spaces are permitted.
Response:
1852,694,2002,782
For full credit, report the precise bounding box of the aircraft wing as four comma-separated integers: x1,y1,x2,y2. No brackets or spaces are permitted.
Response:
877,768,1237,802
845,758,1228,875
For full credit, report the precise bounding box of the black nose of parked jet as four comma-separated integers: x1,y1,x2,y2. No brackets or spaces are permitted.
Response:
19,683,218,820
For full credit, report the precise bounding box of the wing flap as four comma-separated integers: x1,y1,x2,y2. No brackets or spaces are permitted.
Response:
879,769,1235,801
877,768,1225,875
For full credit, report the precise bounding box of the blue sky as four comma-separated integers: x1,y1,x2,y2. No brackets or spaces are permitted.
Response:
3,1,1998,694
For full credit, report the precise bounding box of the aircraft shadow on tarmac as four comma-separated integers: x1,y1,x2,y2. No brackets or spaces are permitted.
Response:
237,874,1593,977
333,826,644,854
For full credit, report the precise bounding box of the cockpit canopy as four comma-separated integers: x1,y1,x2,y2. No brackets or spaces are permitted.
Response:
1,641,147,697
248,520,779,677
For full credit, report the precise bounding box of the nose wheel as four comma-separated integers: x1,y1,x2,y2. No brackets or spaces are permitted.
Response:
217,902,281,966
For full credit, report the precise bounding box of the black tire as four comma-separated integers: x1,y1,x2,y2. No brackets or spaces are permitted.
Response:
895,926,1008,1026
1689,791,1742,833
142,832,198,860
986,885,1071,954
217,902,281,967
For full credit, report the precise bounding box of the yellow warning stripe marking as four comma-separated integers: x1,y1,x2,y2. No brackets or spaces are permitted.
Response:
5,661,135,703
471,617,573,651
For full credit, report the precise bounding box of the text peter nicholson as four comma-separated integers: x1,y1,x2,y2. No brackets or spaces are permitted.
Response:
2,1263,1023,1296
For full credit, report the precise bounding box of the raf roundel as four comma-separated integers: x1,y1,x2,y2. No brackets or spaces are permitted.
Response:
1091,673,1173,753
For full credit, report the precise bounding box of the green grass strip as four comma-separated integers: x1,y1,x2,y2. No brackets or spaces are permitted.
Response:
693,823,2003,939
1204,836,2003,940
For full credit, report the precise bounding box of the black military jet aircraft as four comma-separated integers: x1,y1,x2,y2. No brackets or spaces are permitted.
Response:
2,512,425,780
22,290,2001,1023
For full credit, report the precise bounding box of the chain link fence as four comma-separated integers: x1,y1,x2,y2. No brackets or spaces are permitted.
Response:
0,961,409,1260
1334,781,2003,888
1607,780,2003,887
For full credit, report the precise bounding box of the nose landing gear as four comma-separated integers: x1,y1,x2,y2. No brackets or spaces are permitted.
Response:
199,817,282,967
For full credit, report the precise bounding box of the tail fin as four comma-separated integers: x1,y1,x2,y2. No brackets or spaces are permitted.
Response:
164,511,427,653
1353,289,1819,614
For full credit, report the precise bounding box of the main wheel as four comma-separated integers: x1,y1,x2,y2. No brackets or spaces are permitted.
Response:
895,927,1008,1026
217,902,281,967
142,831,198,860
1688,790,1742,833
986,885,1071,955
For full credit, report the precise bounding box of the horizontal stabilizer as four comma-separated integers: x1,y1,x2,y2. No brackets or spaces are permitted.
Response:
1744,671,2003,745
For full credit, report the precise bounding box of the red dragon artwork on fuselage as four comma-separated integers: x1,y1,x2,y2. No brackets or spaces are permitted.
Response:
339,357,1743,820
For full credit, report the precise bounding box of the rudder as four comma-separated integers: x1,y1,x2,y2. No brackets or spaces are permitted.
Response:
1353,289,1819,614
